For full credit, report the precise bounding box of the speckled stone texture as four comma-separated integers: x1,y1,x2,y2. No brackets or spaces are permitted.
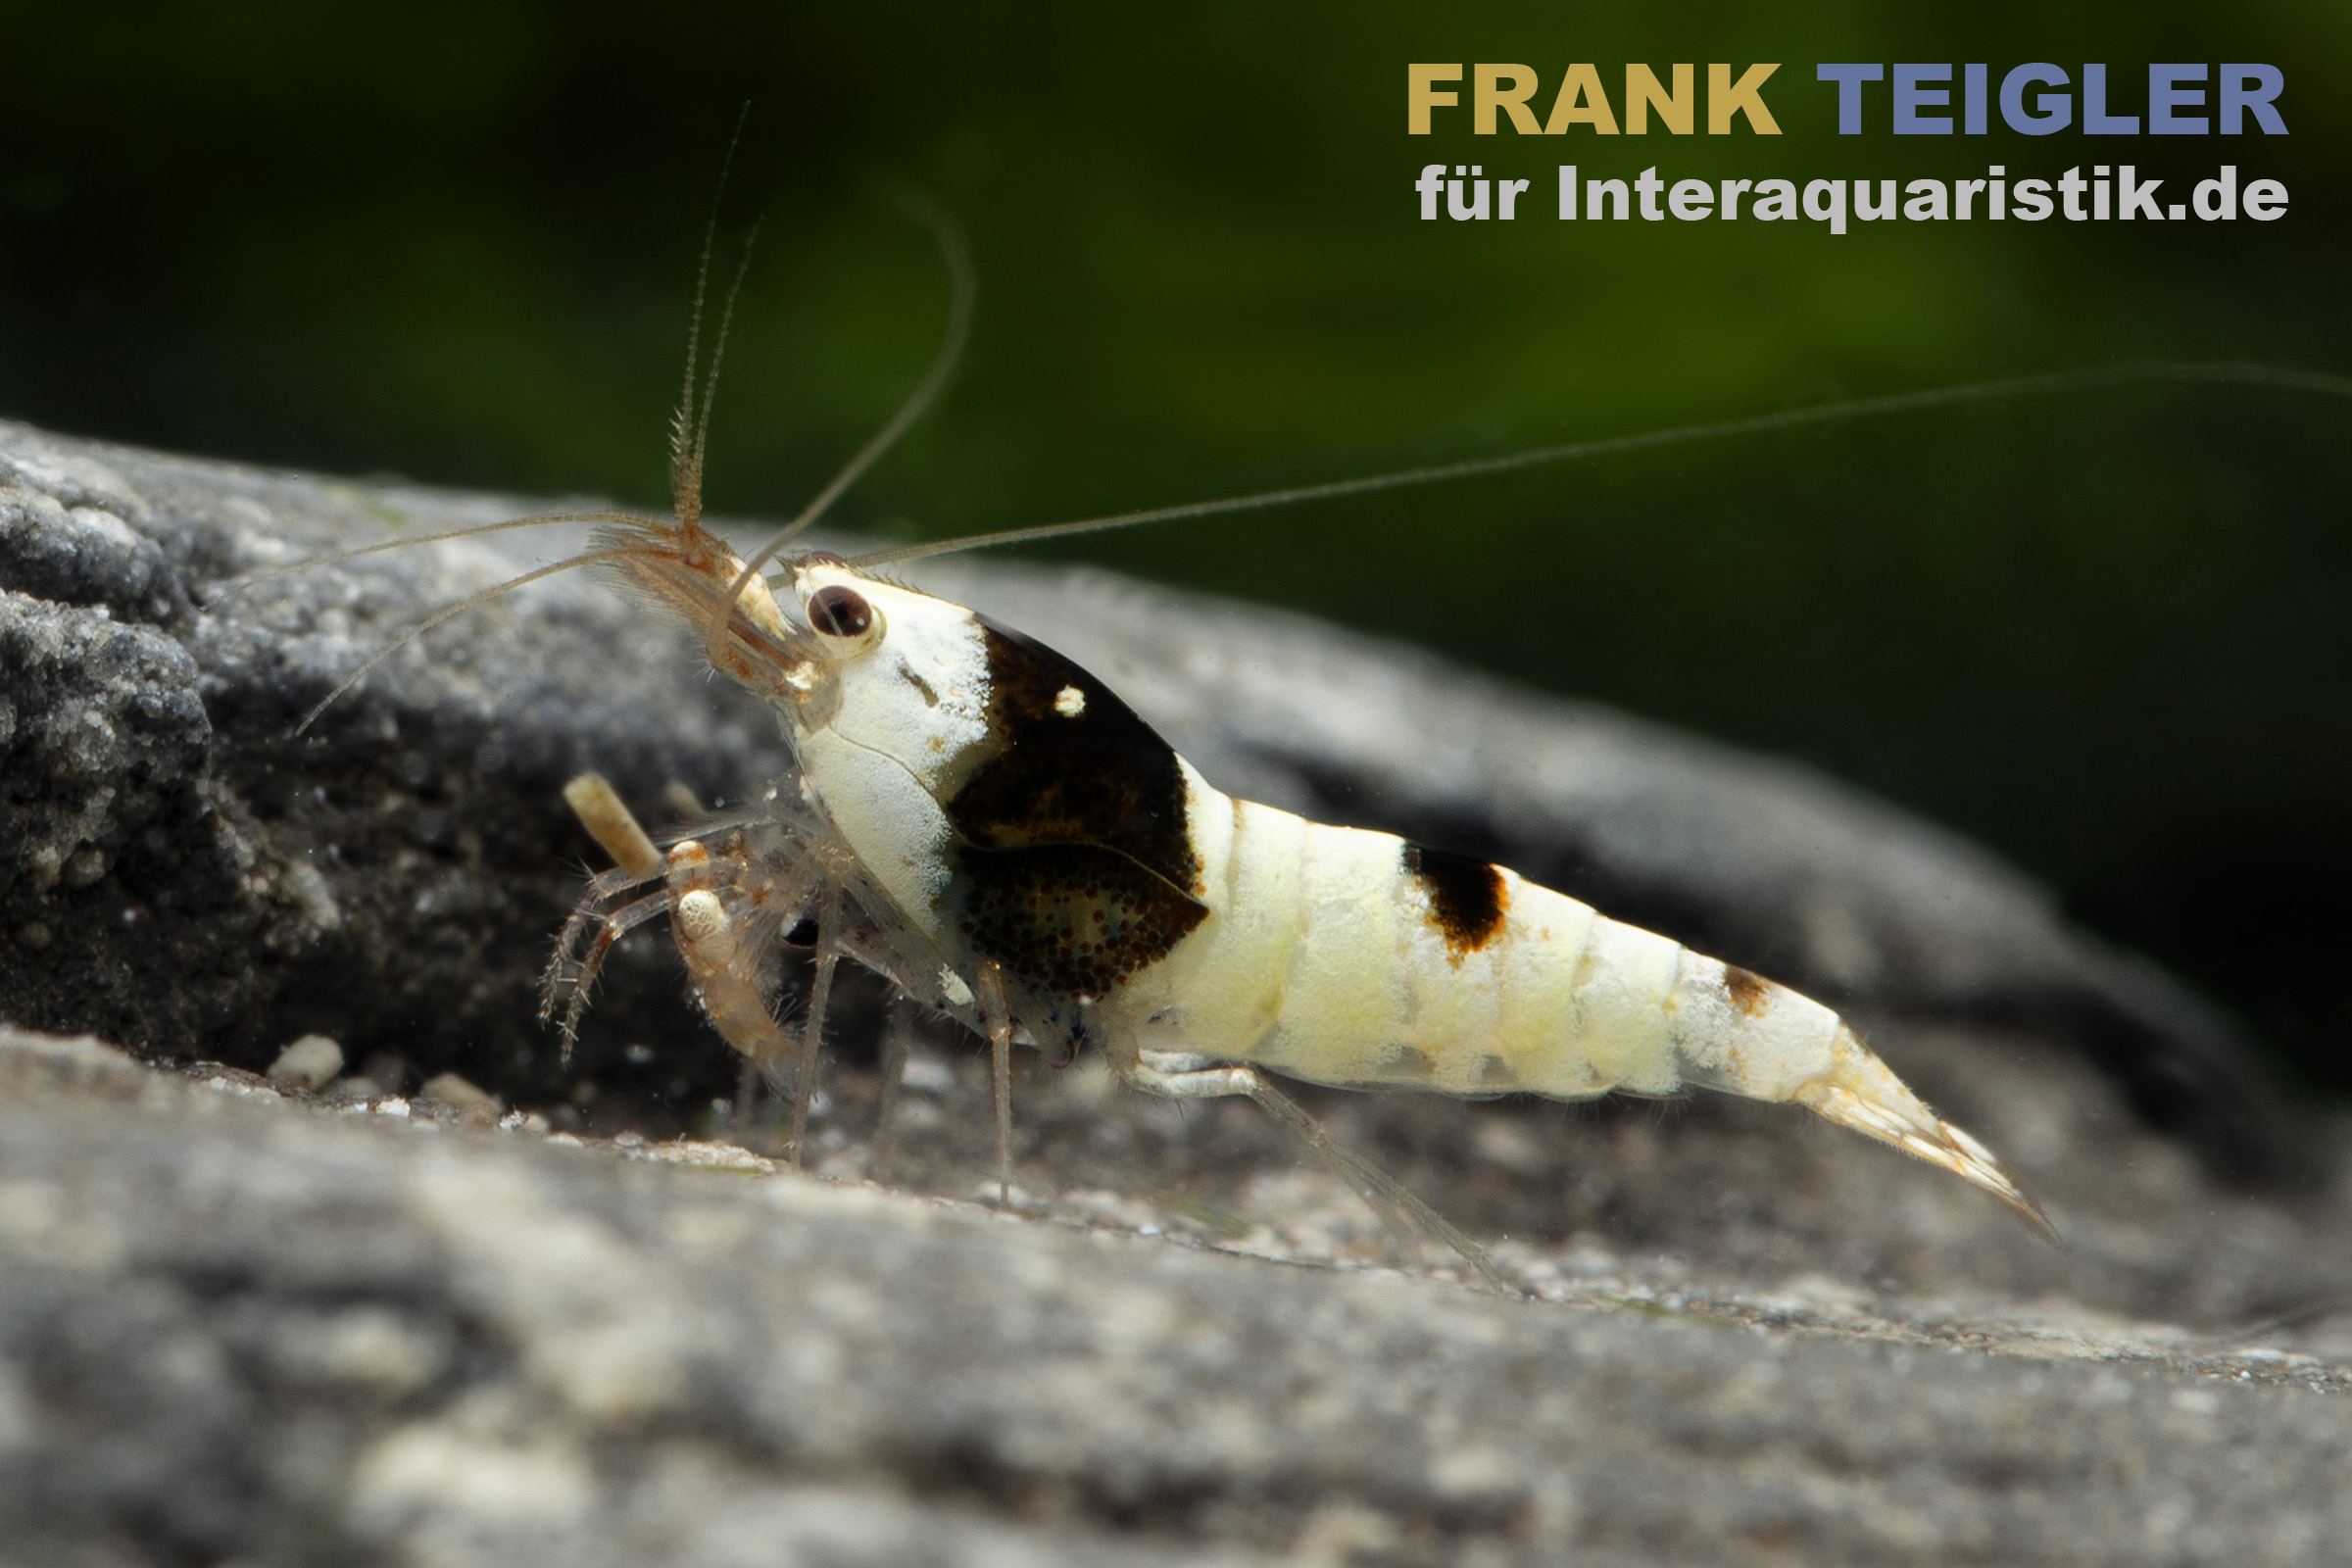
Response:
2,1029,2348,1568
2,422,2349,1565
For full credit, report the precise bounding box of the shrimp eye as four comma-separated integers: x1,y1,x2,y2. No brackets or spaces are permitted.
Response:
807,585,875,639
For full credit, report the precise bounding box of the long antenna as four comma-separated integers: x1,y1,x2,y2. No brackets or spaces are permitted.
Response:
705,191,977,665
849,360,2352,569
220,509,655,595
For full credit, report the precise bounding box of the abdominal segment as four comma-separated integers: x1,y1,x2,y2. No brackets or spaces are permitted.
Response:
1115,771,1840,1106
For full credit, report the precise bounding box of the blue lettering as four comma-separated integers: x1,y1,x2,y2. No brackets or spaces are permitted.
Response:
1816,64,1884,134
2219,66,2287,135
2082,64,2140,134
2148,66,2207,135
2000,64,2071,135
1893,64,1952,134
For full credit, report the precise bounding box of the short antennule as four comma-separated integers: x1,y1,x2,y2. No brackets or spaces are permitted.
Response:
671,215,716,537
683,219,761,539
671,102,755,542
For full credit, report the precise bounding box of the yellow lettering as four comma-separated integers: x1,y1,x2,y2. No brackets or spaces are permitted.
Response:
1474,64,1543,134
1408,64,1462,134
1626,63,1694,134
1708,63,1782,133
1542,63,1619,134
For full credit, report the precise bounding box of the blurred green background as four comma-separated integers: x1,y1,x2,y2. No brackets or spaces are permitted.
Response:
1,3,2345,1087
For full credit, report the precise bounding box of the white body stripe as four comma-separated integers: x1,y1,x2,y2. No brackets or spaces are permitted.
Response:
1490,886,1598,1095
1567,917,1683,1095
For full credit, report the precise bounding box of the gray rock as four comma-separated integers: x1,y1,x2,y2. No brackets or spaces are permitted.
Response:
0,1025,2346,1568
3,425,2350,1563
0,422,791,1110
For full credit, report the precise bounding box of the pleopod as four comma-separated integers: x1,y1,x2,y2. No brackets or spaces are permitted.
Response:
295,208,2316,1282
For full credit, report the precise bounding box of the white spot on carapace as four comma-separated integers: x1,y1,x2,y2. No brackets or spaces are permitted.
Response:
1054,685,1086,717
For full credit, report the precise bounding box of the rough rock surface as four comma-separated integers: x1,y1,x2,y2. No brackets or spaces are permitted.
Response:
3,422,2350,1564
4,1028,2349,1568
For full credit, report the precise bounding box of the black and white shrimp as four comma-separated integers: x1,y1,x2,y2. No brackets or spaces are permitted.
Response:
300,212,2352,1276
529,491,2060,1285
450,217,2077,1288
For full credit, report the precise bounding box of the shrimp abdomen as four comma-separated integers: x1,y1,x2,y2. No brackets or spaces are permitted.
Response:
1125,773,2054,1236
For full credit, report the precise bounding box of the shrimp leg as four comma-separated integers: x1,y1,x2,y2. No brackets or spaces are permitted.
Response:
976,961,1016,1207
784,881,844,1167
